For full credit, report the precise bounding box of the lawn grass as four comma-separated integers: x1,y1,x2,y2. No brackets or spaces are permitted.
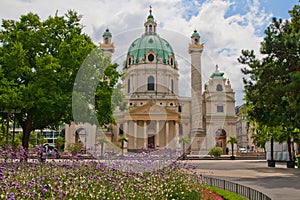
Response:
205,186,248,200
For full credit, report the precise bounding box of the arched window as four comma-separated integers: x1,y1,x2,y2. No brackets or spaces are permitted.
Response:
149,25,152,32
128,57,131,65
127,79,130,93
147,76,154,91
194,38,198,44
170,58,173,66
216,84,223,91
171,79,174,93
104,37,109,44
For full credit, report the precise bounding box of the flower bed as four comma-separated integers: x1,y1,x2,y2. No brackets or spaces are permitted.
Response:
0,147,227,199
0,160,207,199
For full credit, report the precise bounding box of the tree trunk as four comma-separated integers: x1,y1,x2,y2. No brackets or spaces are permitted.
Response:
287,136,292,161
231,143,234,157
270,137,274,161
21,114,33,149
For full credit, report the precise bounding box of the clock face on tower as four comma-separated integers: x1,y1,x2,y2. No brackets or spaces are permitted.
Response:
148,54,154,62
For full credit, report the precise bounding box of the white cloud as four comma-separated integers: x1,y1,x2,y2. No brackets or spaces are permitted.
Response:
0,0,273,106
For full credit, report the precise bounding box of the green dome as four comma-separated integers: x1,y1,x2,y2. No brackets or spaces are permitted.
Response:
192,30,200,37
103,29,112,37
148,14,154,19
126,34,176,67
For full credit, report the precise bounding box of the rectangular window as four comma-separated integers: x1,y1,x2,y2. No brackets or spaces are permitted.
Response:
217,106,224,112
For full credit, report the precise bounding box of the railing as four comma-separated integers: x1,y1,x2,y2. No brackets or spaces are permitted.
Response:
202,176,271,200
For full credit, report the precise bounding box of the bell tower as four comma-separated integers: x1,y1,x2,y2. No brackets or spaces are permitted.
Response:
100,28,115,58
188,30,205,151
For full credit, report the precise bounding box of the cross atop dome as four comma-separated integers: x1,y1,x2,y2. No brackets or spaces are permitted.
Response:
147,5,154,20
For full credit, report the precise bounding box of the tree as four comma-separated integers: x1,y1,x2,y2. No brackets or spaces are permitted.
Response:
238,4,300,162
55,136,65,151
226,136,237,158
0,11,121,149
118,136,128,156
208,147,222,158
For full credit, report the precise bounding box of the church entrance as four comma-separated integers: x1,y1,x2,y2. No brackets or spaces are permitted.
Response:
148,134,155,149
215,129,226,154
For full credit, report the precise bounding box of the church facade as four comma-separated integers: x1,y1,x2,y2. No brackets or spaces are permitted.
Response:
65,8,236,155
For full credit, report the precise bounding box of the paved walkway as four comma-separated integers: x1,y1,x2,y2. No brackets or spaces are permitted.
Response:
185,160,300,200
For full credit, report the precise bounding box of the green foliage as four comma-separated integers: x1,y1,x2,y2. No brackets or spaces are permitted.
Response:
111,83,126,111
28,131,47,148
238,4,300,157
205,186,248,200
226,136,238,157
179,135,190,155
179,135,190,144
0,11,121,148
118,136,128,143
226,137,238,145
66,142,83,154
55,136,65,151
209,147,223,158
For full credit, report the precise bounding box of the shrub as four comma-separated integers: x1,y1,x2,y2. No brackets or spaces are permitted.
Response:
209,147,223,158
66,142,83,155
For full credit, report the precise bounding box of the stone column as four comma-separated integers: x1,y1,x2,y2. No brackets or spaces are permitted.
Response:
143,121,147,148
175,121,179,149
165,121,169,146
155,121,160,148
134,121,137,149
124,121,128,148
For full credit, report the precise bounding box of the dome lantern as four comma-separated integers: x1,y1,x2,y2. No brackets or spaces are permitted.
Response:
144,6,157,35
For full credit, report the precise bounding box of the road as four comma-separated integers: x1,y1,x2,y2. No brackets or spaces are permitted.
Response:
185,160,300,200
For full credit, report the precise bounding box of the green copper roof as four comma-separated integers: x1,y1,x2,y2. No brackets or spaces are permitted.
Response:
103,29,112,37
210,65,225,79
192,30,200,37
127,34,176,67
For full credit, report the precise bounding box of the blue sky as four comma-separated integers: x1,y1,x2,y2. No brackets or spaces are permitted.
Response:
262,0,299,19
0,0,299,106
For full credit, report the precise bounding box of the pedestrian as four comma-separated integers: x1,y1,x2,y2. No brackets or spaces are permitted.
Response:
226,147,229,155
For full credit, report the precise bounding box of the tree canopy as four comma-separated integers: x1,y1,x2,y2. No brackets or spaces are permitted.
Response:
239,4,300,130
238,4,300,159
0,11,121,148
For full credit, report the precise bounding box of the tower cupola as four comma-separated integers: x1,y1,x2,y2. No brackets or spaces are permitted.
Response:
100,28,115,58
191,30,200,45
144,6,157,35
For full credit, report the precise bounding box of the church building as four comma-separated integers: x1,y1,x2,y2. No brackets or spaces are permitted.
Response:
65,8,236,155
